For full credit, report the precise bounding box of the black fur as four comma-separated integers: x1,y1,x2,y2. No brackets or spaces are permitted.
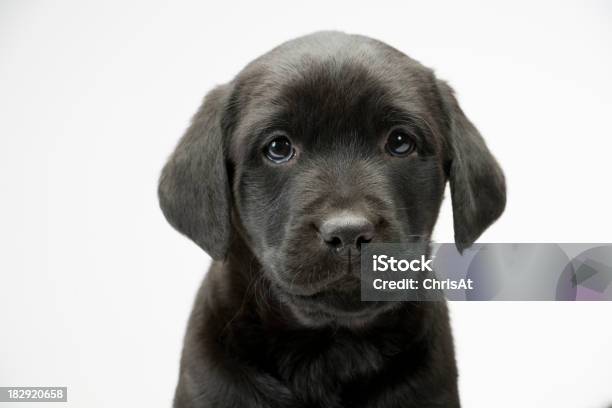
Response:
159,31,506,407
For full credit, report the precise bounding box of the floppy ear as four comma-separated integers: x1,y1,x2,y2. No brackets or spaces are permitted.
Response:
436,80,506,252
158,84,232,259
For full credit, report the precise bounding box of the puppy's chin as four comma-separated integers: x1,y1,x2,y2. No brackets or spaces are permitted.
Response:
285,294,397,329
273,276,396,328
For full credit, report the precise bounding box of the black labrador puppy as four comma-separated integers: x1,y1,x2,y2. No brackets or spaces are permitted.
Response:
159,31,505,408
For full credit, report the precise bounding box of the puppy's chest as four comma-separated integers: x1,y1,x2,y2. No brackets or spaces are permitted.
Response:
267,334,397,406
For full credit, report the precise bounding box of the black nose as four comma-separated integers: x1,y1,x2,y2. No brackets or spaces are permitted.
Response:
320,213,375,253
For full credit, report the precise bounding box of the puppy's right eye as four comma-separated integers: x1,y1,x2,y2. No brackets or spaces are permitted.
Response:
264,135,295,164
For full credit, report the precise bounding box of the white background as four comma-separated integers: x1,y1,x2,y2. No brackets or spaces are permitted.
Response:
1,1,611,407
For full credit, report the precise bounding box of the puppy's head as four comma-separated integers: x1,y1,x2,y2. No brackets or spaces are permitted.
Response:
159,32,506,326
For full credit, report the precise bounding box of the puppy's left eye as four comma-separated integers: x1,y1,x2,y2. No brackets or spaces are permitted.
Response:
264,135,295,164
385,129,416,157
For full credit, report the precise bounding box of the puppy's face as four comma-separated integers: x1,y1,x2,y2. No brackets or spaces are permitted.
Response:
159,33,506,327
230,62,445,324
